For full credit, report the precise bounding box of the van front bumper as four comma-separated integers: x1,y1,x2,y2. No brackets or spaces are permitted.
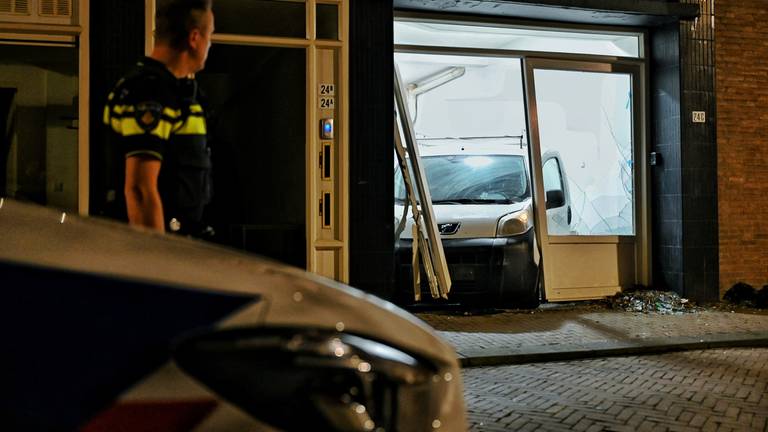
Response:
395,229,538,306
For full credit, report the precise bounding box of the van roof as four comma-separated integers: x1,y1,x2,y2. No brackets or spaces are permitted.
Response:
416,137,529,157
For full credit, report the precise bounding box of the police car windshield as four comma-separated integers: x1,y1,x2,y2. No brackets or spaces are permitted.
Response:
395,155,530,204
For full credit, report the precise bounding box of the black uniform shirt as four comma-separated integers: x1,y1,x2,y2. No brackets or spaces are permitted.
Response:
104,57,211,231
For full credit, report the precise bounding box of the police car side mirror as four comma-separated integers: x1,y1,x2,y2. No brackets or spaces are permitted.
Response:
546,189,565,209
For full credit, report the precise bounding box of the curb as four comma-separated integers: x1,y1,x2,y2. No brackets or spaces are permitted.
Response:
458,332,768,368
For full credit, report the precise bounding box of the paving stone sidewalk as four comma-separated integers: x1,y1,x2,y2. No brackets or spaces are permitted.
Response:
462,348,768,431
415,305,768,366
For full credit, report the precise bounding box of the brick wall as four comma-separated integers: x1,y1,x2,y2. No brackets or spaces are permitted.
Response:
716,0,768,295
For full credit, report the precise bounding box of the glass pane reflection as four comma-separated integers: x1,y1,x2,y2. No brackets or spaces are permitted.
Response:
214,0,305,38
317,3,339,40
534,69,635,236
0,43,79,211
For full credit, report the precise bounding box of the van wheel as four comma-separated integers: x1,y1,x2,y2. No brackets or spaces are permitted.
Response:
500,291,539,309
499,264,540,309
514,293,540,309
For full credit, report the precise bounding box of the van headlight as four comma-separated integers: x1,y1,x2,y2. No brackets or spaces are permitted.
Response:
496,206,533,237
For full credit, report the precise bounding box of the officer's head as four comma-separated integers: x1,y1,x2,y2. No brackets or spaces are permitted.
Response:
155,0,214,73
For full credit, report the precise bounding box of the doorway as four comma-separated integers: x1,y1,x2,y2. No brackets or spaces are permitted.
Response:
143,0,350,277
199,45,307,268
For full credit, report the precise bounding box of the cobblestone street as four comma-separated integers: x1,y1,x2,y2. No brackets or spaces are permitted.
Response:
462,348,768,431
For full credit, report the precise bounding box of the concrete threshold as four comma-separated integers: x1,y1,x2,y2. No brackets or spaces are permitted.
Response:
458,332,768,368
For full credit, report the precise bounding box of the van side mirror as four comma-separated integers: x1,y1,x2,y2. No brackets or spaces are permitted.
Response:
546,189,565,209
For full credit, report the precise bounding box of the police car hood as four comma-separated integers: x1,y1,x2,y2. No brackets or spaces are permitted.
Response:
0,200,461,429
396,199,530,239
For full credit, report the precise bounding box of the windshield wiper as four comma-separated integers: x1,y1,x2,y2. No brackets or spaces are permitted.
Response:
431,200,464,205
432,198,516,204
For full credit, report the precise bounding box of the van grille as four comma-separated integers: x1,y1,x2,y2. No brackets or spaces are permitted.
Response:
397,242,499,297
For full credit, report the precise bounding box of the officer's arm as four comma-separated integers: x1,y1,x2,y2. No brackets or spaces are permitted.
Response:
125,155,165,233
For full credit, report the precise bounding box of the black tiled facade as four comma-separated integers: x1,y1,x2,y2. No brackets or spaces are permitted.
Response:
679,0,719,301
348,1,396,299
648,13,684,292
650,2,719,302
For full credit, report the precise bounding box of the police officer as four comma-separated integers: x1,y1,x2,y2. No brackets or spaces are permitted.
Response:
104,0,214,236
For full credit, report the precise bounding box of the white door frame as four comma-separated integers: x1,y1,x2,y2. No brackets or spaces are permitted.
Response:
523,58,649,301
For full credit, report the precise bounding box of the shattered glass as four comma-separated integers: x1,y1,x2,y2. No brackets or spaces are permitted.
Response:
607,290,698,314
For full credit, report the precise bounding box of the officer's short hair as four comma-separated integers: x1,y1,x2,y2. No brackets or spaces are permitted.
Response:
155,0,213,51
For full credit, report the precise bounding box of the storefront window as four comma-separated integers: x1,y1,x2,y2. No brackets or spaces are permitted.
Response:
0,43,79,211
534,68,635,236
317,3,339,40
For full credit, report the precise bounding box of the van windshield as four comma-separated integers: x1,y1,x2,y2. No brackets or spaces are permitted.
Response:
396,155,530,204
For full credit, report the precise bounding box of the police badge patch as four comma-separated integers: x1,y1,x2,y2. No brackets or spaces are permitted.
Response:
135,101,163,131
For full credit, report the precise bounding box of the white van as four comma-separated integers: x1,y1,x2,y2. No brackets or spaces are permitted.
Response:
395,137,571,308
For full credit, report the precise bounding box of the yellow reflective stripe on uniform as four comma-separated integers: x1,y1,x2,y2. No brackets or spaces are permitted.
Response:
174,116,206,135
163,107,182,118
111,105,135,115
109,105,181,119
106,103,202,136
110,117,174,140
